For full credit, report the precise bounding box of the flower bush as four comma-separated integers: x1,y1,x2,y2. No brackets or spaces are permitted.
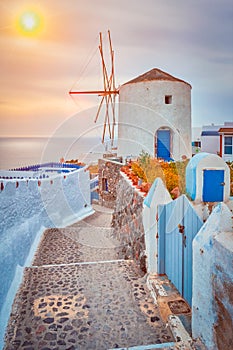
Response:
121,151,189,198
131,162,147,182
122,152,233,199
129,151,188,198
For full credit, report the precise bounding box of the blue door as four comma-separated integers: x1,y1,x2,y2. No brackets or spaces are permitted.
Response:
157,129,170,160
203,170,224,202
158,195,203,305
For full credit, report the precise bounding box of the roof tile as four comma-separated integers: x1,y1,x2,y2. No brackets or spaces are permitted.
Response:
123,68,191,88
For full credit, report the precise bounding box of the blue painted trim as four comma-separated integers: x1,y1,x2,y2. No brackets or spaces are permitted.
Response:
158,204,166,274
158,195,203,305
201,130,219,136
10,162,82,171
109,342,175,350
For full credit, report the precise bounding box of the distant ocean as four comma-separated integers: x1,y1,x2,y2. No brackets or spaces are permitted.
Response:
0,137,108,170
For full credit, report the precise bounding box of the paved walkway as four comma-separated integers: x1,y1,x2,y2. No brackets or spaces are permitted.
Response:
4,205,174,350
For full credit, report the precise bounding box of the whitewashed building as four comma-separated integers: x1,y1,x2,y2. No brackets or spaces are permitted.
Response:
219,125,233,162
201,122,233,161
201,124,222,155
186,152,230,203
117,68,192,161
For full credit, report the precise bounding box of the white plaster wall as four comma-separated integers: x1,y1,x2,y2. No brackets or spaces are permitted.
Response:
118,80,192,160
201,135,220,154
195,154,230,202
143,178,172,273
0,168,92,233
192,203,233,349
0,168,93,348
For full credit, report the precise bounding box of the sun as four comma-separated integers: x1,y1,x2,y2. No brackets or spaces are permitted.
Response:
16,9,44,37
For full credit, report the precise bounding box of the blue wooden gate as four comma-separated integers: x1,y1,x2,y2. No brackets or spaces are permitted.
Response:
203,169,224,202
158,195,203,305
157,129,170,160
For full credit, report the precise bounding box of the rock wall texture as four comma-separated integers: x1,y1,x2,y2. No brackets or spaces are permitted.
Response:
98,159,122,209
112,174,147,273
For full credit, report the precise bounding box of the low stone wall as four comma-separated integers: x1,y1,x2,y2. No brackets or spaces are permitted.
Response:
98,158,122,209
112,173,147,272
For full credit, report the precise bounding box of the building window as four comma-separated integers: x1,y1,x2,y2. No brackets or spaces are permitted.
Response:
224,136,233,155
165,95,172,104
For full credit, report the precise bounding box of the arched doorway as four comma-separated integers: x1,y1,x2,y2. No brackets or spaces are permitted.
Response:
155,128,172,160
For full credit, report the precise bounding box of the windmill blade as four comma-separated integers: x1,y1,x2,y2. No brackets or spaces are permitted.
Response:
106,94,112,139
108,30,116,136
69,30,118,145
103,92,112,142
94,95,105,123
99,33,115,97
108,30,116,90
99,35,112,141
99,33,108,91
110,51,116,126
102,107,109,143
101,48,115,136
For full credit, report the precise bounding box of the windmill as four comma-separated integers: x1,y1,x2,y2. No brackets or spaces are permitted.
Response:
69,30,119,146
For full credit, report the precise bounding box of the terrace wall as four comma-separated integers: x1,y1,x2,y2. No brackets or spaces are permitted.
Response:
0,168,93,348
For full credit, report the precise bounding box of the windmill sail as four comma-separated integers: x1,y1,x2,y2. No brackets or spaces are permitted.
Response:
69,30,118,145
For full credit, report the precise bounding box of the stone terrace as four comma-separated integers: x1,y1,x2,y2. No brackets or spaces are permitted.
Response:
4,205,174,350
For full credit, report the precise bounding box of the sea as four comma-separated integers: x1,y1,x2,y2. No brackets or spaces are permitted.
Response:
0,136,109,170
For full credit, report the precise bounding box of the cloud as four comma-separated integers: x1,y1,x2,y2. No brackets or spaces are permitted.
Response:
0,0,232,136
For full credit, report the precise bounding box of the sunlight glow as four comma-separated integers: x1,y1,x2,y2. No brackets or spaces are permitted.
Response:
16,10,44,37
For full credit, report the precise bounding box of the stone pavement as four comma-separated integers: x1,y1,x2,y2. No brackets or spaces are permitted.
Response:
4,205,175,350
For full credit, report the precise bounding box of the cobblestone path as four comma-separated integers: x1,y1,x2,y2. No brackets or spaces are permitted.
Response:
4,205,174,350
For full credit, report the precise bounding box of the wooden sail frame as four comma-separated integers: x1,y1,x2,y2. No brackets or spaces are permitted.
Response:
69,30,119,144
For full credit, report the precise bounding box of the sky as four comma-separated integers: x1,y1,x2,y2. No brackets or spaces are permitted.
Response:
0,0,233,137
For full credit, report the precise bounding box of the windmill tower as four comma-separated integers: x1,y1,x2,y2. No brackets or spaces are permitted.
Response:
69,30,119,146
117,68,192,161
70,33,192,162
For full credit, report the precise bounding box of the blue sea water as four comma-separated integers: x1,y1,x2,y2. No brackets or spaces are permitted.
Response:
0,136,107,170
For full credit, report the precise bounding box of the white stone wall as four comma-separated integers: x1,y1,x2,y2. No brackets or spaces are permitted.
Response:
0,168,93,347
118,80,192,161
142,178,172,273
0,168,92,232
201,135,220,154
192,203,233,349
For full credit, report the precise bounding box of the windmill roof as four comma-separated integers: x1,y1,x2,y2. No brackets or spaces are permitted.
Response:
123,68,191,88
